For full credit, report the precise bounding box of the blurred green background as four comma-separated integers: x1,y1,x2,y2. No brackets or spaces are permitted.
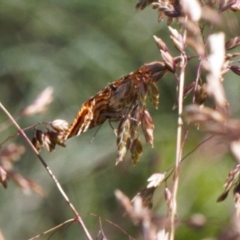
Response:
1,1,240,239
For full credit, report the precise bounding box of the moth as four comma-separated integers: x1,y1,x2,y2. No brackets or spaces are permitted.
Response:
63,61,167,140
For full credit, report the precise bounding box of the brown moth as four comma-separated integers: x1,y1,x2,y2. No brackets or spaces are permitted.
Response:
63,61,167,140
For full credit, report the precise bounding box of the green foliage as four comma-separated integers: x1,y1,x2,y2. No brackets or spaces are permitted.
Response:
1,1,240,240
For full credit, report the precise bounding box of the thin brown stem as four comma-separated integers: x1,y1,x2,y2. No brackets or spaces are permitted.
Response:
170,30,187,240
0,102,93,240
181,135,214,163
87,212,136,240
163,135,214,184
28,218,75,240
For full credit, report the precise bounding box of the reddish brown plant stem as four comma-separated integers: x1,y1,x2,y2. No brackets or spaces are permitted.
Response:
0,102,93,240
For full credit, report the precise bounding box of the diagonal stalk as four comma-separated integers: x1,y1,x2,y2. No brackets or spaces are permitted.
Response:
0,102,93,240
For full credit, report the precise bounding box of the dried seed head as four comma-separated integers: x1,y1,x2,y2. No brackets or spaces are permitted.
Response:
234,182,240,216
199,5,221,24
205,33,227,109
217,164,240,202
187,213,207,229
147,173,166,188
130,138,143,165
55,131,66,147
224,164,240,190
157,229,169,240
41,133,52,152
11,172,45,196
116,146,127,165
115,189,133,214
32,137,41,152
153,35,169,52
160,50,175,73
132,187,155,209
168,26,181,40
136,0,182,26
130,106,141,140
0,166,7,188
181,0,202,21
32,129,66,153
169,26,184,52
230,140,240,163
116,118,131,164
225,36,240,50
230,2,240,11
0,143,25,166
141,110,154,147
22,87,53,116
164,187,172,208
147,82,160,109
156,1,182,22
51,119,69,132
219,0,234,12
230,65,240,76
217,191,229,202
138,83,148,107
173,82,195,109
219,0,240,12
207,32,225,75
195,84,207,105
135,0,155,10
117,118,130,143
185,104,226,123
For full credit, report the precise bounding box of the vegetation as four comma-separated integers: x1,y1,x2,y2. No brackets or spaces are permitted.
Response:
1,1,240,239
